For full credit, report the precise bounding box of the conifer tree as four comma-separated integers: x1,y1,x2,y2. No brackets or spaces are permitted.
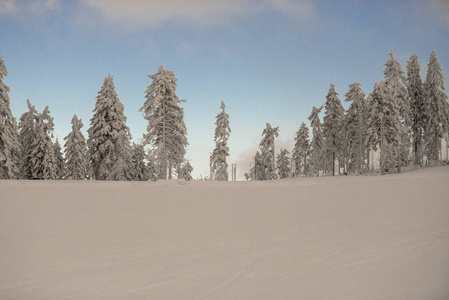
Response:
323,84,344,176
423,50,449,162
276,148,290,179
53,138,65,179
146,148,159,181
383,49,410,173
308,106,323,176
19,99,38,179
64,114,87,180
179,160,193,181
259,123,279,180
249,151,264,180
292,122,309,176
131,143,150,181
406,54,425,165
29,106,57,180
210,101,231,181
140,65,188,180
88,75,132,180
0,55,21,179
344,82,367,174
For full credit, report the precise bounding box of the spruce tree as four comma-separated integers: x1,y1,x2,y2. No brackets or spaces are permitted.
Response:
64,114,87,180
88,75,132,180
292,122,309,177
276,148,290,179
308,106,323,176
344,82,367,174
383,49,410,173
423,50,449,162
323,84,344,176
131,143,150,181
0,55,21,179
179,160,193,181
210,101,231,181
53,138,65,179
250,151,264,180
406,54,425,166
259,123,279,180
18,99,38,179
140,65,188,180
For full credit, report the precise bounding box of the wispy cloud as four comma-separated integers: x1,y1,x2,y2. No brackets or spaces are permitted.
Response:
0,0,58,15
80,0,315,28
427,0,449,28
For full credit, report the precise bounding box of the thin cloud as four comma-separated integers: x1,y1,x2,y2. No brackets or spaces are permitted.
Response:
0,0,58,15
428,0,449,28
81,0,315,28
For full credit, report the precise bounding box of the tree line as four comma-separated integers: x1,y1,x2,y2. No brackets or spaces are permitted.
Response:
246,50,449,180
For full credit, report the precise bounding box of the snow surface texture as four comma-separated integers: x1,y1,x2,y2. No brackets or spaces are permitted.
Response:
1,167,449,300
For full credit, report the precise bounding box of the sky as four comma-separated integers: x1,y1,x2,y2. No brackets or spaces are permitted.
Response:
1,0,449,180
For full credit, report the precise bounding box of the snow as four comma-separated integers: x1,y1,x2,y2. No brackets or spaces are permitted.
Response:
1,167,449,299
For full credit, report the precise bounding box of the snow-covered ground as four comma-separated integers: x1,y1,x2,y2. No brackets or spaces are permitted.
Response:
1,167,449,300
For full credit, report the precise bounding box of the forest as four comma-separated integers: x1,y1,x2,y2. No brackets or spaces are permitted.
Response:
1,50,448,181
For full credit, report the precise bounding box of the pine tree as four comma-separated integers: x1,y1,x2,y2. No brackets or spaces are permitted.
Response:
423,50,449,162
131,143,150,181
146,148,159,181
0,55,21,179
259,123,279,180
292,122,310,177
140,65,188,180
276,148,290,179
383,49,410,173
18,99,38,179
368,81,398,175
344,82,367,174
406,54,425,166
323,84,344,176
29,106,57,180
210,101,231,181
53,138,65,179
308,106,323,176
249,151,264,180
88,75,132,181
179,160,193,181
64,114,87,180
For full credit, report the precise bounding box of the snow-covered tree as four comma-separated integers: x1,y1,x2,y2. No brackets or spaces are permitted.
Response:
383,49,410,173
323,84,344,175
19,99,38,179
344,82,367,174
308,106,323,176
259,123,279,180
179,160,193,181
292,122,309,177
64,114,87,180
276,148,290,179
249,151,264,181
140,65,188,180
88,75,132,181
406,54,425,165
29,106,57,180
131,143,150,181
423,50,449,162
53,138,65,179
0,55,21,179
210,101,231,181
368,81,398,175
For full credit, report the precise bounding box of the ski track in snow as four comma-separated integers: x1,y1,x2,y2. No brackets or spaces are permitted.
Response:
1,166,449,299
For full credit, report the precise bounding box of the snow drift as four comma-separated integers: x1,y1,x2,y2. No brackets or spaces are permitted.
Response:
1,167,449,299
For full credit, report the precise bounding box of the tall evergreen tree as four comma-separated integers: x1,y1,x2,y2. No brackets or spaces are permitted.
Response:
406,54,425,165
53,138,65,179
131,143,150,181
383,49,410,173
64,114,87,180
18,99,38,179
344,82,367,174
88,75,132,181
292,122,310,177
276,148,290,179
140,65,188,180
308,106,323,176
210,101,231,181
0,55,21,179
323,84,344,176
179,160,193,181
259,123,279,180
423,50,449,162
249,151,264,181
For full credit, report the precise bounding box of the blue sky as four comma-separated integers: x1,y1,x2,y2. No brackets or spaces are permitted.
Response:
1,0,449,180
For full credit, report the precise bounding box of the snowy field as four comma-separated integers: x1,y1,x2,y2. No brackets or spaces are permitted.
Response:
1,167,449,300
